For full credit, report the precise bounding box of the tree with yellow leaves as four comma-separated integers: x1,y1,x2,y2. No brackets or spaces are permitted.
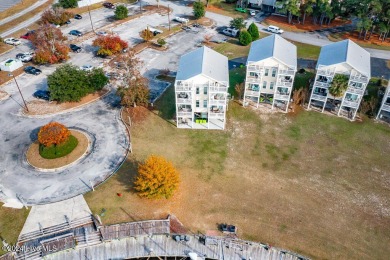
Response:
134,155,180,199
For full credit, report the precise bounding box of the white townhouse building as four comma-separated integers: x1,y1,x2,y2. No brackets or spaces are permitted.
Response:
376,80,390,123
308,39,371,120
175,46,229,130
243,34,297,112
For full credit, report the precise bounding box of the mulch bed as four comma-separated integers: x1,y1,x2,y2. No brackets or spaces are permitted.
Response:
330,31,390,47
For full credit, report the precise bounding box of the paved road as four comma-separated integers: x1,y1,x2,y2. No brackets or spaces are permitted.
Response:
0,0,49,26
0,0,22,12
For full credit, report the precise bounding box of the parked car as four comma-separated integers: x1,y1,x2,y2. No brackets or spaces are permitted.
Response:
147,27,163,36
65,20,71,25
16,52,33,62
103,2,115,9
74,14,82,19
96,31,108,36
69,44,82,53
250,10,256,16
4,38,22,46
174,16,189,23
182,26,191,32
235,7,247,13
20,30,35,40
69,30,82,36
222,27,239,37
33,90,50,101
267,25,284,34
24,66,42,75
80,65,94,72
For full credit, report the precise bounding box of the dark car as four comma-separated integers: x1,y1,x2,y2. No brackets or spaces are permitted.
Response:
69,30,82,36
20,30,35,40
69,44,82,53
33,90,50,101
24,66,42,75
103,2,115,9
65,20,71,25
74,14,82,19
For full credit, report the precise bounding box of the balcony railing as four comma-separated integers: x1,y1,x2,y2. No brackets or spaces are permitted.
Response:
314,81,330,88
342,100,359,108
350,75,369,83
177,111,192,117
176,85,192,91
209,99,226,105
346,87,364,96
176,98,191,104
245,90,260,96
317,69,335,76
278,69,295,76
274,93,290,100
382,103,390,112
246,77,260,84
311,94,327,101
276,81,292,87
247,64,262,72
209,112,225,119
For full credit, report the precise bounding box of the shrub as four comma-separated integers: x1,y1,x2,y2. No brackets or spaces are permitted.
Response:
41,7,73,25
93,35,128,57
157,38,166,46
247,22,259,40
134,155,180,199
193,2,205,19
58,0,78,8
239,30,252,46
115,5,128,20
39,135,78,159
38,122,71,147
230,17,247,30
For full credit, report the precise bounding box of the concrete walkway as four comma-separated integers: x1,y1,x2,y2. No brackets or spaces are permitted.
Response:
0,0,49,26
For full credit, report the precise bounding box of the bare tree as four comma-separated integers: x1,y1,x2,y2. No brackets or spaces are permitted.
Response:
203,34,213,44
235,83,244,100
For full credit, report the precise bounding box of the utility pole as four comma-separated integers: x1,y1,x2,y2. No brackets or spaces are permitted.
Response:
87,1,95,33
167,4,171,31
139,0,142,13
9,74,29,112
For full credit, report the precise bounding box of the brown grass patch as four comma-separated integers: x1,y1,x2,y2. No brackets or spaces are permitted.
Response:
25,88,108,115
0,65,26,86
328,31,390,51
122,106,149,124
26,130,89,170
0,43,14,55
86,103,390,260
0,0,38,20
264,15,351,33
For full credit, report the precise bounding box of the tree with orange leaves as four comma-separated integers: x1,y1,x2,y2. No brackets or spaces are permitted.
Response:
92,35,128,57
134,155,180,199
38,122,71,147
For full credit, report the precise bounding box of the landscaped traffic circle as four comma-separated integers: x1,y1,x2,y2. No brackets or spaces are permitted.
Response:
26,128,91,171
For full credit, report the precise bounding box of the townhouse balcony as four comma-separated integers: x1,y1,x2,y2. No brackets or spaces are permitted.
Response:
317,69,335,77
209,112,225,119
246,76,260,84
314,81,330,88
278,69,295,76
274,93,290,101
210,106,224,114
176,92,192,104
342,100,359,109
245,90,260,97
177,111,192,117
209,99,226,105
276,81,292,87
350,74,369,83
247,64,263,72
209,82,228,92
176,84,192,91
346,87,364,96
311,93,327,101
382,103,390,112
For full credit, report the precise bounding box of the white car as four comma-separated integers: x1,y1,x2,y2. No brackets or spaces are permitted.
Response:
250,10,256,16
174,16,189,24
16,52,34,62
267,25,284,34
96,31,108,36
4,38,22,46
80,65,94,72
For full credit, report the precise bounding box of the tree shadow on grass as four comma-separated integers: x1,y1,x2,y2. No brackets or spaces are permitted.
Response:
116,156,139,193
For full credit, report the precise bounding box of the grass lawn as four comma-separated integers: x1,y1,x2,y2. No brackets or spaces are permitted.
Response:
293,41,321,60
154,75,176,120
0,207,30,255
206,1,249,19
39,135,78,159
86,90,390,259
0,43,13,55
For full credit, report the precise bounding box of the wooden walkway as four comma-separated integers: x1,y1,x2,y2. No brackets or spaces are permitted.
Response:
46,234,305,260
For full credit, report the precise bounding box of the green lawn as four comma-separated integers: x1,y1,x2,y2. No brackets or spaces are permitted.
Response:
293,41,321,60
39,135,78,159
0,207,30,255
154,75,176,120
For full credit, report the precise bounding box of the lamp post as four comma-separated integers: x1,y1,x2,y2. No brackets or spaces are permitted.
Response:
9,73,29,112
87,0,95,33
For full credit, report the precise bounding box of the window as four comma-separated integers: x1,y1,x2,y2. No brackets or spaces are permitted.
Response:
196,100,200,107
203,100,207,107
270,82,274,89
249,72,258,78
262,81,267,89
265,69,269,76
204,87,208,95
196,87,199,94
271,68,276,77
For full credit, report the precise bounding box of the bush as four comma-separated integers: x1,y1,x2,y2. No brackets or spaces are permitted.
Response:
48,64,108,102
157,38,166,46
239,30,252,46
41,7,73,25
115,5,128,20
38,122,71,147
58,0,78,8
247,22,259,40
193,2,205,19
230,17,247,30
93,35,128,56
39,135,78,159
134,155,180,199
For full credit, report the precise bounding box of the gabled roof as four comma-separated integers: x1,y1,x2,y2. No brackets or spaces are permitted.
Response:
247,34,297,69
316,39,371,77
176,46,228,82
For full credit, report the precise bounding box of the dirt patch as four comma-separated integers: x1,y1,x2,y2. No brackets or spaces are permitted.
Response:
0,66,26,86
122,106,150,124
0,90,9,100
264,15,351,32
26,130,90,170
143,5,170,15
25,88,108,116
0,43,14,55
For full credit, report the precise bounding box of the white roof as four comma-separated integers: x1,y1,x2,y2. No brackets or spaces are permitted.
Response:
176,46,228,82
317,39,371,77
247,34,297,69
